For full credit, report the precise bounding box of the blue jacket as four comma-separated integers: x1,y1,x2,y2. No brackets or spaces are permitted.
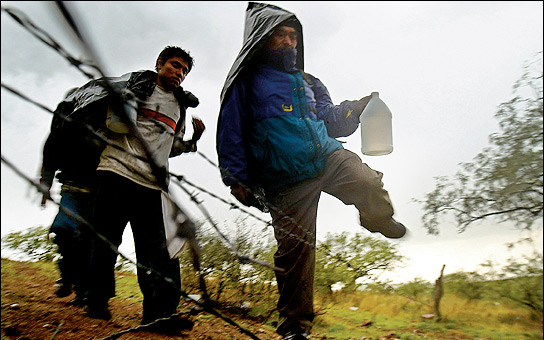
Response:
217,2,365,193
217,50,363,192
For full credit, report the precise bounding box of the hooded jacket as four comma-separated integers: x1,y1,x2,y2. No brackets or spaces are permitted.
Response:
217,2,363,193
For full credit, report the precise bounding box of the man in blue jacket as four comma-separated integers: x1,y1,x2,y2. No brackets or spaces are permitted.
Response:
217,3,407,339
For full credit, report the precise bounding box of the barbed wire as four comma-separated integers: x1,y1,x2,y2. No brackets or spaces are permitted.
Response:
1,3,280,270
1,6,99,79
2,78,422,336
171,177,284,271
1,80,267,338
1,152,264,340
3,0,413,293
1,4,270,339
1,3,429,339
177,156,433,306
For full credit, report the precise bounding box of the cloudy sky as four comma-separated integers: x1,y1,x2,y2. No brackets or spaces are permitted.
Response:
1,1,542,283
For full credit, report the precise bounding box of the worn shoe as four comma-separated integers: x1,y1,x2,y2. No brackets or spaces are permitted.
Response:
84,303,111,321
283,331,310,340
67,295,87,307
141,315,194,336
53,280,72,298
360,215,407,239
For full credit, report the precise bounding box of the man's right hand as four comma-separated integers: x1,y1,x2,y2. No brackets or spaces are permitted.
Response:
39,178,51,208
40,192,49,208
231,185,250,206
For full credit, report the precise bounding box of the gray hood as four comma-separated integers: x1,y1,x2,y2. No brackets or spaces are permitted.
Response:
219,2,304,106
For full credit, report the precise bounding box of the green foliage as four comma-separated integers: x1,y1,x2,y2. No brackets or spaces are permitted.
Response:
312,289,542,340
444,271,487,301
479,251,543,319
396,277,433,301
1,225,57,262
441,251,543,321
178,217,278,311
315,231,405,294
417,51,543,234
2,258,542,340
1,225,141,273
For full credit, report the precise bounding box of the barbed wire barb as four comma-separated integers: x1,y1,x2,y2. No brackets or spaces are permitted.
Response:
1,5,434,339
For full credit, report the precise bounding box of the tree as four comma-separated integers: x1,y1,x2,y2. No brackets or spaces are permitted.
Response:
480,251,543,319
178,217,277,306
396,277,433,301
1,225,57,262
2,225,137,272
418,52,543,234
443,271,486,301
315,231,405,294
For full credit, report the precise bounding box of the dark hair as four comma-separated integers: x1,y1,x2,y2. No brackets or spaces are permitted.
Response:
155,46,194,73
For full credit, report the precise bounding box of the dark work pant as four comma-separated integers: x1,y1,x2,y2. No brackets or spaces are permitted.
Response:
87,171,181,322
267,149,395,335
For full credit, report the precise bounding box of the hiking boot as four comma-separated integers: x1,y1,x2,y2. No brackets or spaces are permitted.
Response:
84,303,111,321
283,331,310,340
53,280,72,298
360,215,407,239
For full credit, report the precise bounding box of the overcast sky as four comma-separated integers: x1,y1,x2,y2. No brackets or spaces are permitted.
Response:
1,1,542,284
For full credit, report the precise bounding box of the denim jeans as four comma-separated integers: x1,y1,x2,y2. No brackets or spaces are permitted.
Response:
51,190,94,298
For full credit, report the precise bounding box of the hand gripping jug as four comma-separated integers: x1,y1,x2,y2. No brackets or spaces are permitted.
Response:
359,92,393,155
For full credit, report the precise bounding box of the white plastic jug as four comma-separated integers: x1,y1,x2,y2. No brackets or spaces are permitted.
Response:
359,92,393,156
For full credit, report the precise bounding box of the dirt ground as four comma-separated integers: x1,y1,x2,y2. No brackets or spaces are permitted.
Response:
1,259,284,340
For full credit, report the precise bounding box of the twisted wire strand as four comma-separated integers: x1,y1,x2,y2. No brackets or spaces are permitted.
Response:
1,154,264,340
2,2,279,270
3,4,266,338
2,3,289,272
2,5,429,338
4,0,407,284
1,80,280,276
170,176,284,272
2,4,401,287
1,6,99,79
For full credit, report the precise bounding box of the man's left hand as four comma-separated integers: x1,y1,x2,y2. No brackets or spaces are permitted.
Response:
356,95,372,116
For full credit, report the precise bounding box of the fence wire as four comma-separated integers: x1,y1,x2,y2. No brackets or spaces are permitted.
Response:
1,3,424,339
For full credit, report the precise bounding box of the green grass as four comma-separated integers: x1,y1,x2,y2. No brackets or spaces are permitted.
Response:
113,272,143,304
3,259,542,340
311,291,543,340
